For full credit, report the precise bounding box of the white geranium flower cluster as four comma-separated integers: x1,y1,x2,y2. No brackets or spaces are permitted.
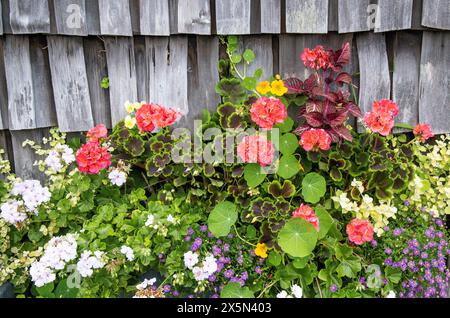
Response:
136,278,157,291
44,144,75,172
108,169,127,187
183,252,217,282
145,214,158,230
29,234,78,287
0,180,51,226
76,250,106,278
120,245,135,261
276,284,303,298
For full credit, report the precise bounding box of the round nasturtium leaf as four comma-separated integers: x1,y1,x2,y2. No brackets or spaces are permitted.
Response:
278,218,318,258
302,172,326,203
279,133,299,155
275,117,294,134
208,201,238,237
244,163,266,188
314,207,333,239
277,155,301,179
220,282,254,298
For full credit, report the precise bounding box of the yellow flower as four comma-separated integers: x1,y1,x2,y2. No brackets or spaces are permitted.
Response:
135,101,145,110
125,101,135,113
124,115,136,129
256,81,271,95
271,75,288,96
254,243,268,259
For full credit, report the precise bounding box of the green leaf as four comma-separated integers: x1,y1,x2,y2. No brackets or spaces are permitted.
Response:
302,173,326,204
279,133,299,155
243,49,255,63
54,279,79,298
315,207,333,239
246,225,257,239
278,218,318,258
220,283,254,298
336,255,362,278
292,257,309,269
244,163,266,188
275,117,294,134
208,201,238,237
277,155,301,179
254,68,263,79
243,76,257,91
268,252,282,266
394,123,414,130
385,267,402,284
36,282,54,298
96,224,115,239
230,53,242,64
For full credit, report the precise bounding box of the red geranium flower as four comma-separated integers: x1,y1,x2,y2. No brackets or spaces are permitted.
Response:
301,46,332,70
372,99,399,117
76,141,111,174
300,129,332,152
346,219,374,245
87,124,108,142
237,135,274,167
292,204,320,232
413,123,434,142
363,111,395,137
250,97,287,130
136,104,180,132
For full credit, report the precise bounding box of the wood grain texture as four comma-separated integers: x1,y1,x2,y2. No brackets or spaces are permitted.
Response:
328,0,338,31
421,0,450,30
0,130,13,166
238,35,274,81
10,128,47,180
83,37,112,128
9,0,51,34
0,2,3,34
174,0,211,34
215,0,252,34
85,0,100,35
261,0,281,33
411,0,426,30
181,36,220,130
29,36,57,128
139,0,170,35
3,35,35,130
338,0,371,33
145,36,188,116
392,32,421,128
419,32,450,134
104,37,137,125
99,0,132,36
47,36,94,132
1,0,11,34
0,39,8,129
134,36,149,103
356,33,391,122
375,0,413,32
52,0,88,35
285,0,329,34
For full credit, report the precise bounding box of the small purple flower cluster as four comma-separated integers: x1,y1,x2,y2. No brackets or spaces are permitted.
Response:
382,218,450,298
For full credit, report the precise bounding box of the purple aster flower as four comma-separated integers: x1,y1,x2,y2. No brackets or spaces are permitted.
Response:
163,285,171,293
172,290,180,297
241,272,249,280
384,248,393,255
255,266,262,275
227,233,234,239
184,235,191,242
359,277,366,285
371,240,378,247
393,228,403,237
431,259,439,267
383,226,390,232
217,239,223,245
208,231,215,238
210,294,219,298
224,269,234,278
216,262,224,272
421,252,428,259
435,219,444,227
194,237,202,246
187,228,194,235
439,290,448,298
212,245,221,256
330,284,338,293
408,261,415,269
200,225,208,232
403,200,410,206
237,256,244,265
384,258,393,266
403,248,409,255
208,274,217,282
223,244,230,252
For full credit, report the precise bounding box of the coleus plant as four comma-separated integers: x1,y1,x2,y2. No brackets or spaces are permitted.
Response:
284,43,362,143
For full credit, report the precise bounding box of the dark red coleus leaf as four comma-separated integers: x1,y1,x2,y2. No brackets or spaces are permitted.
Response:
303,112,324,127
284,78,304,94
294,124,311,136
331,42,351,72
327,110,349,127
335,72,352,86
305,100,324,113
330,125,353,142
346,102,363,118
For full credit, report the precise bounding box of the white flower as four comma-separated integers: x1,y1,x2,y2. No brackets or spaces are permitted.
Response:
192,266,208,281
291,284,303,298
386,291,396,298
202,255,218,275
29,261,56,287
145,214,155,227
276,290,292,298
45,150,63,172
0,200,27,225
136,278,157,290
167,214,176,224
10,180,51,213
351,179,365,194
76,250,105,278
183,251,199,270
108,170,127,187
120,245,135,261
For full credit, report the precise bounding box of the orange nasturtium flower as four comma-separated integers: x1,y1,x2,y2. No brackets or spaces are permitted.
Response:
254,243,268,258
270,75,288,96
256,81,271,95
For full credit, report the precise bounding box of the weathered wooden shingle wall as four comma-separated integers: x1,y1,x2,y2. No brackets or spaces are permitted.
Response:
0,0,449,179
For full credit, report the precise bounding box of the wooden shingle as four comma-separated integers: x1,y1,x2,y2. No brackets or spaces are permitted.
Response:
99,0,132,36
0,1,3,35
0,39,8,130
419,32,450,134
134,36,150,103
85,0,101,35
237,36,274,81
47,36,94,132
139,0,170,36
215,0,254,35
261,0,281,34
52,0,88,36
285,0,329,34
338,0,371,33
104,37,137,125
375,0,413,32
356,33,391,120
173,0,212,35
422,0,450,30
9,0,51,34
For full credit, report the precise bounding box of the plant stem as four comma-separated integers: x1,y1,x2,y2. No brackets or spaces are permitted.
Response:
315,277,323,298
257,280,278,298
233,225,256,247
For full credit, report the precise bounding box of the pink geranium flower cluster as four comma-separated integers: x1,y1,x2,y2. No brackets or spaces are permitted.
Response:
301,46,332,70
363,100,399,136
250,97,287,130
136,104,180,132
237,135,274,167
413,123,434,142
299,128,332,152
292,204,320,232
76,124,111,174
346,218,374,246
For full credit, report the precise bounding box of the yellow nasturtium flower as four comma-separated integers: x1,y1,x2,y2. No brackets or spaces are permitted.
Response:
254,243,268,259
125,101,135,113
256,81,271,95
124,115,136,129
134,101,145,110
271,75,288,96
